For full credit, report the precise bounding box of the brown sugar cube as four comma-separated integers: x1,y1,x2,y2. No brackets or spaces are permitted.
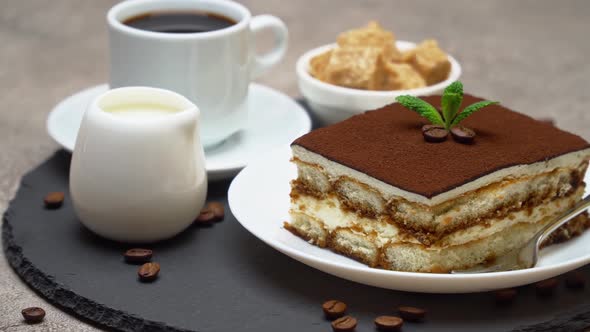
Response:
323,46,383,89
388,45,404,63
383,62,425,90
337,21,402,62
381,43,403,63
337,21,395,48
309,50,332,81
402,39,451,85
369,55,425,90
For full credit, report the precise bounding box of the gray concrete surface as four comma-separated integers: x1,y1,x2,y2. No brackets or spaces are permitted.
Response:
1,0,589,330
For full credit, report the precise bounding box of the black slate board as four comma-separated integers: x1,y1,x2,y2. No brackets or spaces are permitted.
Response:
3,125,590,331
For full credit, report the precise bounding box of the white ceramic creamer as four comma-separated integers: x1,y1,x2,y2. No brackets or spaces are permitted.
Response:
70,87,207,243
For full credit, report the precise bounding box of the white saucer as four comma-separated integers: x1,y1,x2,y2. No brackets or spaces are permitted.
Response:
47,84,311,181
228,146,590,293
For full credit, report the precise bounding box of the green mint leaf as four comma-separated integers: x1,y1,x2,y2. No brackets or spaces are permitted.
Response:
451,100,499,126
444,81,464,96
395,95,444,125
441,81,463,128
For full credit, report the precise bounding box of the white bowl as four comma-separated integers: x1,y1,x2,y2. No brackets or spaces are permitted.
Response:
296,41,462,125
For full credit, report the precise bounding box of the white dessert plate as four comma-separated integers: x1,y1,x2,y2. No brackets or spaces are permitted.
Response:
47,84,311,181
229,146,590,293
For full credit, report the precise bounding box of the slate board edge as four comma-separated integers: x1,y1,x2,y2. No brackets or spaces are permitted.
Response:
2,151,590,332
1,158,192,332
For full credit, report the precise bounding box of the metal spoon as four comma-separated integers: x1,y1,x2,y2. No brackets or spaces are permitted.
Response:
452,195,590,274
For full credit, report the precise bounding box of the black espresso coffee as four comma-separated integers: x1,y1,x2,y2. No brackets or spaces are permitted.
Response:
123,11,236,33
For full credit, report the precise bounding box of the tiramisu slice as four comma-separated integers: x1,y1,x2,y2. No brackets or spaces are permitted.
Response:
286,93,590,273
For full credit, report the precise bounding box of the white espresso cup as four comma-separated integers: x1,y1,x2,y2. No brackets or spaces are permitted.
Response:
70,87,207,243
107,0,288,148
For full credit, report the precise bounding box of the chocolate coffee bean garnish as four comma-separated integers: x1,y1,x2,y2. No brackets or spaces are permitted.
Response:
44,192,64,209
124,248,153,264
422,125,448,143
322,300,347,320
538,117,555,126
565,272,586,289
535,278,558,296
398,306,426,322
195,202,225,223
21,307,46,324
421,124,438,132
331,315,357,332
374,315,403,331
450,125,476,144
495,288,517,305
138,262,160,282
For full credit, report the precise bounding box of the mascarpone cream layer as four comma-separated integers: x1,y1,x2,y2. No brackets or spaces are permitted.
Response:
290,187,583,248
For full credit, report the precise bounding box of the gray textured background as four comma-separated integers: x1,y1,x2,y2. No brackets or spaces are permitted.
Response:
1,0,589,330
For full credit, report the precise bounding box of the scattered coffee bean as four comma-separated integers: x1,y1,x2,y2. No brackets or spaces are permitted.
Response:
124,248,153,264
138,262,160,282
44,192,64,209
207,202,224,219
195,210,216,224
450,126,476,144
322,300,347,320
422,125,448,143
398,306,426,322
374,315,403,331
195,202,225,223
565,272,586,289
495,288,517,305
535,278,558,296
21,307,45,324
331,315,357,332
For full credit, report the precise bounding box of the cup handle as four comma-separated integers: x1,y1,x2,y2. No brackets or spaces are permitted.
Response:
250,15,288,79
